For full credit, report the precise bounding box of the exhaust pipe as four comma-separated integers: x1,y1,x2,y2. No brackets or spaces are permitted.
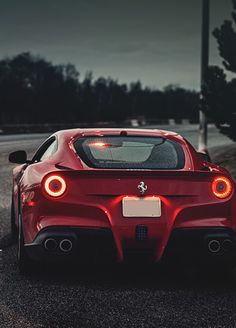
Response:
208,239,221,253
222,239,233,252
44,238,57,251
59,239,73,252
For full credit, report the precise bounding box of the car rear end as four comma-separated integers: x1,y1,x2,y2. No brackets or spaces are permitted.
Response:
23,130,236,265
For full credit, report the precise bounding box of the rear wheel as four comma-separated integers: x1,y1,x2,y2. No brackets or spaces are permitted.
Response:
10,199,18,238
17,213,32,274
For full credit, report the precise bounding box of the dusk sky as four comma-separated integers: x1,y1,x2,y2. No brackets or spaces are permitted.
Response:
0,0,233,90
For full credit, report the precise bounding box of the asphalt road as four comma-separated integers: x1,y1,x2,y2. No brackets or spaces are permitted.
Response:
1,126,236,328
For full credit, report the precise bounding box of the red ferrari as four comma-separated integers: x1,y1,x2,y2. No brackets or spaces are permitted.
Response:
9,128,236,272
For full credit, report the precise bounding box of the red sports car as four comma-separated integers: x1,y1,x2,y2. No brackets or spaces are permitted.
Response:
9,128,236,272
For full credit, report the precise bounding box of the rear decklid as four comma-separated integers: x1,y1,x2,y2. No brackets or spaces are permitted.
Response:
48,169,233,200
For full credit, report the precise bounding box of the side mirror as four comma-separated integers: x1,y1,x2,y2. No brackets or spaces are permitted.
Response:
9,150,29,164
197,152,211,163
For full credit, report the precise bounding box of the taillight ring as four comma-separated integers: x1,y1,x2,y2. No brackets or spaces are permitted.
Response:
43,175,67,197
212,176,233,199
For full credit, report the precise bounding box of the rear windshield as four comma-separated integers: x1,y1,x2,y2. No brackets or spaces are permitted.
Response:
74,136,185,169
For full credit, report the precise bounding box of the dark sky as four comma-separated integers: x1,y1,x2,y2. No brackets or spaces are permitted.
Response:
0,0,233,89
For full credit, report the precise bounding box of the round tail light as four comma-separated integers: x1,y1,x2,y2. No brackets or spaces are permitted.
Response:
212,176,233,199
44,175,66,197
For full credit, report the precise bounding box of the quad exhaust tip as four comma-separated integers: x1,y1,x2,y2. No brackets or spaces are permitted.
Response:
59,239,73,252
208,240,221,253
44,238,57,251
222,239,233,251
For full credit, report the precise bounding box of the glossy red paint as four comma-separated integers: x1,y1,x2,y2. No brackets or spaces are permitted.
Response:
10,128,236,265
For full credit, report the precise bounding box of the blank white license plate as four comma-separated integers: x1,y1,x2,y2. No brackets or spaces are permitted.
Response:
122,196,161,217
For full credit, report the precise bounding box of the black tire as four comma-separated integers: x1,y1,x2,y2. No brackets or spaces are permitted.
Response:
11,199,18,238
17,213,32,274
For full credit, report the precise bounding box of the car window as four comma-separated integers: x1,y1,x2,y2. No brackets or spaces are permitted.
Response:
40,139,58,161
32,137,57,162
74,136,185,169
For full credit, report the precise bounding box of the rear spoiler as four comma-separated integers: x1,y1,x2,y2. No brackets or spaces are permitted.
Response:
54,167,224,178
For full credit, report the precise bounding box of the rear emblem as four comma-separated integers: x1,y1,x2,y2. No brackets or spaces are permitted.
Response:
138,181,147,195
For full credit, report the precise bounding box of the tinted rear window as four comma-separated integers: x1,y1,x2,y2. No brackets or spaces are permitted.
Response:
74,136,185,169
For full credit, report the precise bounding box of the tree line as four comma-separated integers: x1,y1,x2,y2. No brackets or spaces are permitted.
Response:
1,0,236,140
203,0,236,141
0,52,199,125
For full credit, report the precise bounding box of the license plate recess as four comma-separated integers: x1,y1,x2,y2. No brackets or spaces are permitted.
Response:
122,196,161,217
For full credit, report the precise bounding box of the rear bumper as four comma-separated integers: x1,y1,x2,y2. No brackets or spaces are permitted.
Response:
25,226,236,265
25,227,117,263
163,228,236,264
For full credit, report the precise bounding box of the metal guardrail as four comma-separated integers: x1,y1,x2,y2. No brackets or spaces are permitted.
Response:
0,119,199,134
